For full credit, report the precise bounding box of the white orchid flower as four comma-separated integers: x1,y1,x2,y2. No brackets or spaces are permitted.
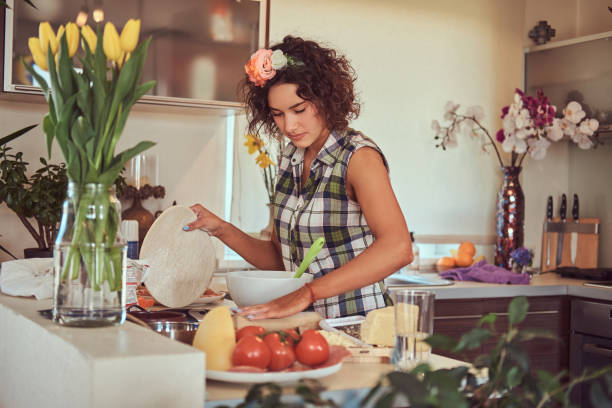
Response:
563,101,586,124
431,119,441,134
445,127,458,148
578,120,595,136
586,118,599,132
503,114,516,135
502,134,527,154
465,105,485,122
443,101,460,121
572,132,594,149
547,118,564,141
559,118,576,136
528,137,551,160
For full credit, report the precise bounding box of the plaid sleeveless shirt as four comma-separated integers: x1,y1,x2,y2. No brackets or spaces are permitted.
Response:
273,128,392,318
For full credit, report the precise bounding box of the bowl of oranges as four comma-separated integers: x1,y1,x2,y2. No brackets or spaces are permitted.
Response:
436,241,485,272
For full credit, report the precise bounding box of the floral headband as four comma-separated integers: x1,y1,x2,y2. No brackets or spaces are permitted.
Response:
244,48,301,87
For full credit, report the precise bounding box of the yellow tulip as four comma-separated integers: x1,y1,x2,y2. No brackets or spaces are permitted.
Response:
28,37,47,70
103,22,121,62
80,25,97,53
120,19,140,53
117,50,125,69
57,25,65,42
39,22,58,55
64,23,80,57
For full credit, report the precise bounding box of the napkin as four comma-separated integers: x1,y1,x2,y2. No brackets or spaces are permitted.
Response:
438,260,531,284
0,258,54,299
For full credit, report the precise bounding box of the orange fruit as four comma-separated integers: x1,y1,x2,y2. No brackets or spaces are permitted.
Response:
455,251,473,267
437,256,456,267
458,241,476,257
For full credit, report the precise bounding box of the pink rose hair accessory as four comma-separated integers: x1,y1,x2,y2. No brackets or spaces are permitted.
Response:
244,48,301,87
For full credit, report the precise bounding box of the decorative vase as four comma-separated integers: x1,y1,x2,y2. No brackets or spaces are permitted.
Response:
122,195,155,251
53,182,127,327
260,203,274,240
494,166,524,270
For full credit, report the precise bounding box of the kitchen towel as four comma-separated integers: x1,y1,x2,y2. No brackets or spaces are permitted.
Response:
439,260,531,284
0,258,54,299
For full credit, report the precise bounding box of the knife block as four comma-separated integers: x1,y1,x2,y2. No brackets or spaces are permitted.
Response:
540,217,599,273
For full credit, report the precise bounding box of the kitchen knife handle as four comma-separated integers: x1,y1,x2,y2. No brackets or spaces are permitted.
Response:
546,196,553,221
572,194,579,222
560,194,567,221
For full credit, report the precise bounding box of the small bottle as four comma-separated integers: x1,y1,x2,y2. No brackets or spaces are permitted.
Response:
121,220,139,260
409,231,420,272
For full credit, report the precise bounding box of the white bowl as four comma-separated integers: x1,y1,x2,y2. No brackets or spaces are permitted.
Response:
225,271,313,307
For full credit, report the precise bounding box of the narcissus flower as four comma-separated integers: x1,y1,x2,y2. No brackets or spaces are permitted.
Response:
120,19,141,53
103,22,121,62
256,152,274,169
28,37,47,70
81,25,97,53
244,134,264,155
39,22,58,55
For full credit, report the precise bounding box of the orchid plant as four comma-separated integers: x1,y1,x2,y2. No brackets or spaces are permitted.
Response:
433,89,600,169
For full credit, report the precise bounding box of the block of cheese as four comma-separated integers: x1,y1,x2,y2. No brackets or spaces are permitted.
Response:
360,306,396,346
360,304,420,346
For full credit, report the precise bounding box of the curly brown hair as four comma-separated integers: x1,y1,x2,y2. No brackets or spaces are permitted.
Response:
240,36,360,139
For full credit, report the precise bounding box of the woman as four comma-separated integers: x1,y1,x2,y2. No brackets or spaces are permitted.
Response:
185,36,412,319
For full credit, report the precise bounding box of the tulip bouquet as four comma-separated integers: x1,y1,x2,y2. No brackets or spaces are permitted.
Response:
23,19,155,309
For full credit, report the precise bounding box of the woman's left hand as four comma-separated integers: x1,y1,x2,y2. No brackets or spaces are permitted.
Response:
237,286,312,320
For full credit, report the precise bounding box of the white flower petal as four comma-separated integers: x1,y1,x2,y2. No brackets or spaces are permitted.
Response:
515,138,527,154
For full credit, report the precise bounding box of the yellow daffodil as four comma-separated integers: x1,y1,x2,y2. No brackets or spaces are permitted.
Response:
28,37,47,70
103,22,122,63
120,19,140,53
80,25,97,53
39,22,58,55
64,23,80,57
244,134,263,155
256,152,274,169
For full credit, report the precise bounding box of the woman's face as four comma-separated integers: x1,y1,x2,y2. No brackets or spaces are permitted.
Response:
268,83,330,150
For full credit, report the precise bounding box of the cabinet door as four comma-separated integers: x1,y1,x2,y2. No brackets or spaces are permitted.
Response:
433,296,569,373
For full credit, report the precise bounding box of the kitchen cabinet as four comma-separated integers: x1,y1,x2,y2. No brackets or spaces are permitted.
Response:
433,296,570,373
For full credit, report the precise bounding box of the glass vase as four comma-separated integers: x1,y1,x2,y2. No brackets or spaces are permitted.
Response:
494,166,524,270
53,182,127,327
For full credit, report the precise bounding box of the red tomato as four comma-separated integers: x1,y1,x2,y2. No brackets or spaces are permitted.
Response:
263,332,296,371
281,329,300,346
236,325,266,342
231,336,271,369
295,330,329,367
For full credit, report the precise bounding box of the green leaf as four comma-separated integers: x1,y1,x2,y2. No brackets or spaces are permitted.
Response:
387,371,428,403
21,57,49,97
54,94,78,161
478,312,497,326
516,328,559,343
508,296,529,326
129,81,156,106
42,114,55,157
46,47,64,115
506,366,522,389
506,344,530,372
0,124,37,147
96,141,155,186
453,328,491,352
425,333,457,351
56,34,74,99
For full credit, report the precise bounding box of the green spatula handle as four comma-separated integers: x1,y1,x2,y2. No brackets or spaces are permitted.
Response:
293,237,325,278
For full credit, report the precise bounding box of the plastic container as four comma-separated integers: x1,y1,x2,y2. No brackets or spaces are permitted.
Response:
121,220,139,259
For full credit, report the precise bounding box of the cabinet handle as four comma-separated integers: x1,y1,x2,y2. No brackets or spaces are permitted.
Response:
435,315,483,320
583,343,612,358
494,310,559,317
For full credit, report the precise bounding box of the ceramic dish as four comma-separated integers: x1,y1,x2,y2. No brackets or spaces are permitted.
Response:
206,362,342,384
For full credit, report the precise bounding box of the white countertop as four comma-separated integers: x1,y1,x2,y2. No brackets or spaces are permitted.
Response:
385,272,612,301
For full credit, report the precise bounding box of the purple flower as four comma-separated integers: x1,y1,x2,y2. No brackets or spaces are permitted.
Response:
501,106,509,118
510,247,532,266
496,129,505,142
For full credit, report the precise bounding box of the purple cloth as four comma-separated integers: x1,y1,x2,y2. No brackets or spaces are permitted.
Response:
438,260,531,284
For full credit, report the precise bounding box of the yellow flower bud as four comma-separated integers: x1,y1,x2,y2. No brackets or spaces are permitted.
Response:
65,23,80,57
57,25,65,42
28,37,47,70
39,22,58,55
103,22,121,62
80,25,97,53
120,19,140,53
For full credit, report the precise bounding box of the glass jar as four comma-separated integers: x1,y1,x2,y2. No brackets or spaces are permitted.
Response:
53,182,127,327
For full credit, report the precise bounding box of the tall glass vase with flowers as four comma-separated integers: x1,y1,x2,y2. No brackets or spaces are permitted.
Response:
243,133,284,239
23,20,156,326
433,89,599,269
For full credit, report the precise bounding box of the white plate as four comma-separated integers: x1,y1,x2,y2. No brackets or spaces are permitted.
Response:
206,362,342,384
188,291,227,306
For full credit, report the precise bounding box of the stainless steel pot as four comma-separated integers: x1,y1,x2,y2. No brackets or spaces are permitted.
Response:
148,321,199,345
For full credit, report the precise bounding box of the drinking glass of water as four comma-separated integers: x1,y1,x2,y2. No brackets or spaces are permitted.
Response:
392,289,435,371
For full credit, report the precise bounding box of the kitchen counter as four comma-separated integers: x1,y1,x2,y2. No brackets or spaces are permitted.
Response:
385,272,612,301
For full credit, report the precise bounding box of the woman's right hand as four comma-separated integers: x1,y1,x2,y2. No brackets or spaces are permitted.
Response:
184,204,226,237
